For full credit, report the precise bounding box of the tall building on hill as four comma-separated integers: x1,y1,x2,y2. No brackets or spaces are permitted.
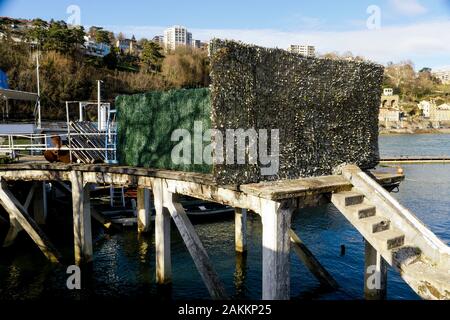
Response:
163,25,192,51
287,45,315,57
433,69,450,84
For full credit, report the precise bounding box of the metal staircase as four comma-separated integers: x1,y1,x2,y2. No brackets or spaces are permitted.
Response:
332,165,450,300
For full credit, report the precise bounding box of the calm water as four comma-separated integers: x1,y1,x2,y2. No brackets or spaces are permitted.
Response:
0,134,449,300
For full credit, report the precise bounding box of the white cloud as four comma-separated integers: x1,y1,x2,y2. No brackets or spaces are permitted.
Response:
107,20,450,68
389,0,428,16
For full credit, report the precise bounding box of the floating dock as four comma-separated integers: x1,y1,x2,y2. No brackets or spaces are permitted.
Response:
0,159,448,300
380,156,450,164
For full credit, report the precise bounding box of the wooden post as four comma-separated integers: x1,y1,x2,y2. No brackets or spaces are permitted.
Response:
364,240,387,300
153,178,172,285
162,182,228,300
71,171,93,265
260,199,294,300
0,179,60,262
137,187,151,233
289,229,339,289
235,208,247,253
33,181,47,225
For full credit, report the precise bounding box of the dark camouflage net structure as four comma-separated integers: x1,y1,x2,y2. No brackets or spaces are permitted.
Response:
117,40,383,185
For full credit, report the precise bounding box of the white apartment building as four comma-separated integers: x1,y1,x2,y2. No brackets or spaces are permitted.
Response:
164,25,192,51
418,100,432,118
84,35,111,57
432,69,450,84
383,88,394,96
287,45,315,57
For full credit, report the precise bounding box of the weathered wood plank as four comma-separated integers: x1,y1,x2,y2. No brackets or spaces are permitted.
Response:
71,171,93,265
153,178,172,285
289,229,339,290
163,182,228,300
261,198,295,300
241,172,404,201
0,180,61,262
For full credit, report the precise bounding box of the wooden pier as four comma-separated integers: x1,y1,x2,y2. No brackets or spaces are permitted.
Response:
0,160,448,300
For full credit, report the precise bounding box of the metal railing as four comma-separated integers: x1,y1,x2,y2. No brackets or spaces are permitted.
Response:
0,132,117,162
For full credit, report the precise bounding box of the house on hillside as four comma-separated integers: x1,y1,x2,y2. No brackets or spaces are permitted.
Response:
84,35,111,57
116,36,138,54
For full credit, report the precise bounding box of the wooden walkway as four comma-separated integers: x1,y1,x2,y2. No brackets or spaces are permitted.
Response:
0,160,447,300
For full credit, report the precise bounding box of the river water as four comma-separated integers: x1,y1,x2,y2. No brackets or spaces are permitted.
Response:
0,134,449,300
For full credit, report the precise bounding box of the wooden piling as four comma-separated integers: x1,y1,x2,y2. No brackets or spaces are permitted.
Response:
261,199,294,300
137,187,151,233
235,208,247,253
71,171,93,265
364,240,387,300
153,178,172,285
33,181,47,225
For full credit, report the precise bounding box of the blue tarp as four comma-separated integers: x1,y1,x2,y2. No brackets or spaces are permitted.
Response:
0,70,8,89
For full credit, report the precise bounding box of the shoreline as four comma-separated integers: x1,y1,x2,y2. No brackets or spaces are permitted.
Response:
379,128,450,135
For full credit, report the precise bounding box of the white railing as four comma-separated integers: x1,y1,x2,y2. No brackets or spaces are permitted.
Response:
0,132,117,162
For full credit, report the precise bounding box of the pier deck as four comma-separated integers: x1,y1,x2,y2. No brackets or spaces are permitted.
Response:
0,159,448,300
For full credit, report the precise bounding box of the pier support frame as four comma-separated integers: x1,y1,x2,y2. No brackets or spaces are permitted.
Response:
0,179,60,262
260,199,294,300
71,171,93,265
364,240,387,300
137,187,151,233
153,178,172,285
235,208,247,253
160,179,228,300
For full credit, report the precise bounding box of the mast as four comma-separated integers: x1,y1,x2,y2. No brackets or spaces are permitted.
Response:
36,50,41,129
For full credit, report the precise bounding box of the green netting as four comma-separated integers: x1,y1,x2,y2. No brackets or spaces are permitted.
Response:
116,88,212,173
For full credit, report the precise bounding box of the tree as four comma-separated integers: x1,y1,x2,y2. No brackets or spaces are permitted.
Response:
96,30,111,45
141,41,164,73
162,47,210,88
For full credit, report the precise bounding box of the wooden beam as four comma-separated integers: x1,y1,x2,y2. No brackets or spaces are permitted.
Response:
137,187,151,233
261,198,294,300
71,171,93,265
153,178,171,285
3,217,22,248
23,182,37,211
235,208,247,253
162,181,228,300
289,229,339,290
0,180,61,263
33,181,47,225
3,183,38,247
364,240,387,300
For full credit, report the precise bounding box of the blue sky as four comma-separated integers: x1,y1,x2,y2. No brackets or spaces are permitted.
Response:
1,0,450,69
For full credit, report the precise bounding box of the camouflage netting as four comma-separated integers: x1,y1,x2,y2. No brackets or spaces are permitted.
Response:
210,40,383,185
117,40,384,185
116,88,212,173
